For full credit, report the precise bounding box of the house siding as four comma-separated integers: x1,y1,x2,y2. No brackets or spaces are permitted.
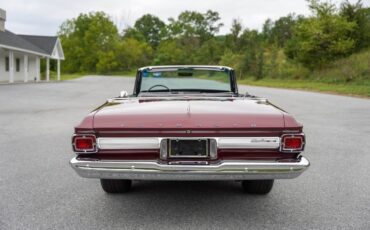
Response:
0,47,39,82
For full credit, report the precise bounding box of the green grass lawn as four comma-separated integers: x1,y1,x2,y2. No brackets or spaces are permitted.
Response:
39,72,86,81
43,71,136,81
102,70,137,76
59,73,87,80
239,78,370,98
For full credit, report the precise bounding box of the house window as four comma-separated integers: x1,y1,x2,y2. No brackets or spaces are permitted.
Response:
5,57,9,72
16,58,20,72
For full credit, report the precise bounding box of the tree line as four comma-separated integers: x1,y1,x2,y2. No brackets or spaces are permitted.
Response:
58,0,370,80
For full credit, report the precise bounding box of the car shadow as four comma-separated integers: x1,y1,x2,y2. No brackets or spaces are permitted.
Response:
132,180,243,194
96,180,280,228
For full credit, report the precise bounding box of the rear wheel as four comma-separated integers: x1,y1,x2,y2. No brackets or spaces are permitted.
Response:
100,179,132,193
241,180,274,194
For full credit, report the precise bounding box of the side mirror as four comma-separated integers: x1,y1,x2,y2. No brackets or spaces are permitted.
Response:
119,90,128,98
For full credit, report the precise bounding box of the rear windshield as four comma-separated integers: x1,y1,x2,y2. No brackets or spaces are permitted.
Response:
140,69,231,93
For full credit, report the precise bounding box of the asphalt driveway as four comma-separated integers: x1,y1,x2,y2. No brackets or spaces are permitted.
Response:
0,76,369,230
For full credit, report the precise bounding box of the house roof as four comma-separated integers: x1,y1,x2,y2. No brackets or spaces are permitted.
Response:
0,30,49,56
18,34,58,55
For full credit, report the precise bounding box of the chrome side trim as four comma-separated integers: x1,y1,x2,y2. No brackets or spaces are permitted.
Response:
97,137,281,150
97,130,284,135
70,156,310,181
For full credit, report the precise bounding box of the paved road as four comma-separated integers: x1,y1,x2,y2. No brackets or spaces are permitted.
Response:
1,76,369,230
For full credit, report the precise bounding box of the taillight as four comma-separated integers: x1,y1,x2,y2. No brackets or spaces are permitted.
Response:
280,134,305,153
72,135,97,153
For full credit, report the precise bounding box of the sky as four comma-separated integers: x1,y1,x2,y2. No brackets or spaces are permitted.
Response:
1,0,369,36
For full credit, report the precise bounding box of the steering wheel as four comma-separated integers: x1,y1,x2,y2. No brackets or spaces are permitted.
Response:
148,84,170,92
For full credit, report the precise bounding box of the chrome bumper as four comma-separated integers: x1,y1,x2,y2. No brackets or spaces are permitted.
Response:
70,156,309,181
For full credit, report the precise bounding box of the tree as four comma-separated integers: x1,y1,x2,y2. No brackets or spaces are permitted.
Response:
115,38,153,70
340,0,370,49
167,10,223,42
231,18,242,39
262,15,302,47
194,37,225,64
58,12,119,73
308,0,336,17
219,50,243,78
96,51,119,73
235,29,264,78
272,14,302,47
153,40,188,64
227,18,243,52
262,18,273,41
122,27,145,41
256,48,265,80
133,14,166,48
285,0,356,69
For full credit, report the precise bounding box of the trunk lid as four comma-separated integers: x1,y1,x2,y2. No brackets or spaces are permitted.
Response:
93,98,285,130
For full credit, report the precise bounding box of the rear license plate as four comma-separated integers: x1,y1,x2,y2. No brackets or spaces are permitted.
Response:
169,139,208,158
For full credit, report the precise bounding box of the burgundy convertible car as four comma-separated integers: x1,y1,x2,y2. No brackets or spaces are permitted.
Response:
70,65,309,194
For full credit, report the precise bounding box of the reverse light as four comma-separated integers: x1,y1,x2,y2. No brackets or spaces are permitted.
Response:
280,134,305,153
72,135,97,153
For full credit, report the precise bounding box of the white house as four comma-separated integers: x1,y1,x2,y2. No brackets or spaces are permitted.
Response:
0,9,64,83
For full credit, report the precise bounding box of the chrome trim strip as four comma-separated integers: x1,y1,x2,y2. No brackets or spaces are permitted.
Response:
217,137,280,149
190,130,280,134
139,65,233,72
96,137,281,150
97,137,160,149
98,130,284,134
70,156,310,181
98,130,187,134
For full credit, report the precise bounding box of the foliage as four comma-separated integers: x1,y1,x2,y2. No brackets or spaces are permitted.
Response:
115,38,153,70
340,0,370,50
153,40,188,64
285,0,357,69
224,19,243,53
167,10,223,42
126,14,166,48
239,47,370,97
57,0,370,92
58,12,120,73
262,14,303,47
194,37,225,64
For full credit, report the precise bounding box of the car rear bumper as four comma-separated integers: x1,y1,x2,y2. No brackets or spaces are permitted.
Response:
70,156,309,181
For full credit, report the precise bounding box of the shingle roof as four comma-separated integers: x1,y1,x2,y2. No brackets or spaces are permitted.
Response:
0,30,48,55
18,34,58,55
